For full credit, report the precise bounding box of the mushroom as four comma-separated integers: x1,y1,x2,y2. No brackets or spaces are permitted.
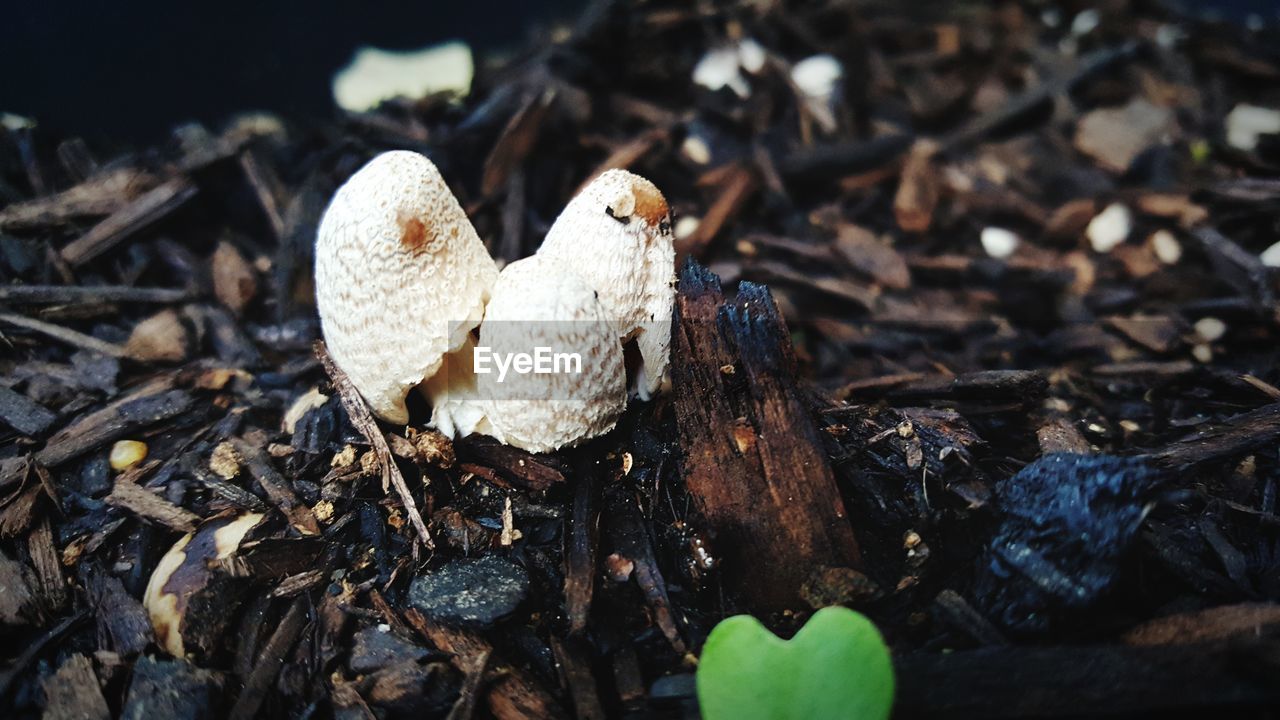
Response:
535,169,675,399
314,150,499,424
143,512,264,658
431,255,626,452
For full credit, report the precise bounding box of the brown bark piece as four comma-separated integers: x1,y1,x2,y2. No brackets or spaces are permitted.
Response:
0,550,38,625
232,437,320,536
671,260,861,611
1075,98,1176,173
834,224,911,290
211,241,258,315
407,611,568,720
1123,603,1280,646
1036,418,1092,455
564,466,600,635
42,654,110,720
893,140,940,233
60,177,198,266
37,377,191,469
106,476,200,532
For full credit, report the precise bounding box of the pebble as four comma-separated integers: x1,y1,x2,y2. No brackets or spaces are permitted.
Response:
1086,203,1132,253
981,227,1020,259
1260,240,1280,268
110,440,148,471
408,555,528,626
693,47,749,98
1149,230,1182,264
1193,317,1227,343
1225,104,1280,152
791,55,843,101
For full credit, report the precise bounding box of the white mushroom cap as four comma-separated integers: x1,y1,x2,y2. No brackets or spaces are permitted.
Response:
536,169,675,399
436,256,626,452
315,151,499,424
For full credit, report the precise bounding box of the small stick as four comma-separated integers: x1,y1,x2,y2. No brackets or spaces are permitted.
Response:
315,342,433,549
0,285,190,305
0,311,126,357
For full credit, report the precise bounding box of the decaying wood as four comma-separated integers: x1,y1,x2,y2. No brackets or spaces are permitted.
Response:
550,636,606,720
455,436,565,491
0,167,155,231
1121,603,1280,646
671,260,861,611
27,517,67,612
564,462,600,635
839,369,1046,407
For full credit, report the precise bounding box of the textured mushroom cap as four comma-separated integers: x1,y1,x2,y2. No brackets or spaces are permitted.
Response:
315,151,498,424
536,169,675,398
471,256,626,452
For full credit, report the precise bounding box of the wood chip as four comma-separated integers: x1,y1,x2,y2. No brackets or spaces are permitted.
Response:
105,475,199,532
60,177,198,266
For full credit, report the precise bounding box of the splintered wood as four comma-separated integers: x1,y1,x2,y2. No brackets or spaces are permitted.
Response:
671,260,861,611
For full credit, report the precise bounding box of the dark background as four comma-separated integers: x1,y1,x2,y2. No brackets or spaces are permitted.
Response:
0,0,586,142
2,0,1276,144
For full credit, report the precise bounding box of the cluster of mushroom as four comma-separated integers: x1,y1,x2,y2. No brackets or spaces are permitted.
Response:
314,151,675,452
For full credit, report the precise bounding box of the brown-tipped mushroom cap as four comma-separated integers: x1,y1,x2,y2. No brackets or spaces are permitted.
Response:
536,169,675,399
454,255,626,452
315,150,498,424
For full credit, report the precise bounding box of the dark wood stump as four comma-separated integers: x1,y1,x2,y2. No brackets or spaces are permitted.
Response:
671,260,862,611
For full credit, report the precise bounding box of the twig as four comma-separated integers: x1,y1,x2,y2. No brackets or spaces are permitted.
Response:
0,312,127,357
228,596,308,720
315,342,433,549
0,285,191,305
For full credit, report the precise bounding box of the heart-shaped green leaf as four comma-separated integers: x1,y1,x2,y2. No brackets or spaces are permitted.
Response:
696,606,894,720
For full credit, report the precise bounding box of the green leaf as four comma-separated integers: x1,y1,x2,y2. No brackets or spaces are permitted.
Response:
696,607,894,720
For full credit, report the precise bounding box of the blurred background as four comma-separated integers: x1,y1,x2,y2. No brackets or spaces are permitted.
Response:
0,0,586,142
3,0,1277,143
